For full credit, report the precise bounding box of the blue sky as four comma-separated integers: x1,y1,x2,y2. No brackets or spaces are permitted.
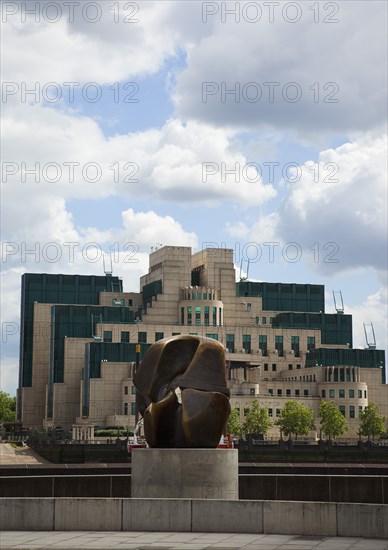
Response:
1,0,387,393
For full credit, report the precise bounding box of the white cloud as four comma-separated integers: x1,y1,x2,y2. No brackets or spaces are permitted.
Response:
226,134,387,275
2,101,276,237
2,1,208,84
175,1,387,140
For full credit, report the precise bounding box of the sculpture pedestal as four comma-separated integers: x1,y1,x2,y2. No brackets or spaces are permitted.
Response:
131,448,238,499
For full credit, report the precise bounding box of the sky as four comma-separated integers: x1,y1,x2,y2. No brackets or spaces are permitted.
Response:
1,0,387,395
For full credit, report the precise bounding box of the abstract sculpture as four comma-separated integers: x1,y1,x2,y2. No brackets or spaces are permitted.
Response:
133,335,231,448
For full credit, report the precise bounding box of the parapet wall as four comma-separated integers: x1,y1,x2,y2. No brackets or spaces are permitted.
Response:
1,498,387,539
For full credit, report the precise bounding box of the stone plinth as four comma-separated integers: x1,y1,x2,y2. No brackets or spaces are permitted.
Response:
131,448,238,499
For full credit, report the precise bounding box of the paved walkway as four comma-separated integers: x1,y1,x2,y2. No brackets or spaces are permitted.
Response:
0,442,49,464
0,532,387,549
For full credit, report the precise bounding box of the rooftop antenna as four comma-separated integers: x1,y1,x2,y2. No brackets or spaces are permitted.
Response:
363,322,376,350
103,254,113,275
239,258,250,282
332,290,344,314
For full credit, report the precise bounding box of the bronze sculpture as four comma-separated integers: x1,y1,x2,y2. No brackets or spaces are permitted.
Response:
133,335,231,448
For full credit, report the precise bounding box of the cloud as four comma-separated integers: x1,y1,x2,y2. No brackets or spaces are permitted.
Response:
2,1,208,84
2,101,277,236
174,1,387,140
226,134,387,275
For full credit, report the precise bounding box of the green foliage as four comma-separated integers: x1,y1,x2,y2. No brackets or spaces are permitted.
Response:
0,391,16,422
319,401,348,440
276,400,315,440
227,408,242,436
241,400,272,437
359,403,386,440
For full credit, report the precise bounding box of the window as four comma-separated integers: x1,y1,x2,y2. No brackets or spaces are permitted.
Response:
155,332,164,341
364,390,367,398
268,408,273,417
121,331,129,343
255,316,259,325
322,389,326,398
219,307,222,326
263,363,268,371
262,317,266,324
276,409,280,417
291,335,300,356
131,386,136,395
339,405,346,417
128,299,133,306
250,388,255,396
124,403,128,415
243,334,251,354
339,389,345,398
307,336,315,351
172,332,180,336
286,389,291,397
226,334,234,353
187,306,192,325
195,306,201,326
212,306,217,326
349,389,354,398
131,403,137,416
358,406,363,417
103,330,112,343
349,405,355,418
138,332,147,343
268,389,273,395
295,389,300,396
275,335,283,356
358,389,362,398
296,364,301,370
270,317,274,324
329,389,335,398
243,407,250,416
272,364,277,371
247,303,252,312
124,386,128,395
304,389,309,396
277,389,282,396
259,335,267,355
204,306,209,326
288,364,293,370
206,333,218,340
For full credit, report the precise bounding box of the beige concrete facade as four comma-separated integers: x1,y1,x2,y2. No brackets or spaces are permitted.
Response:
20,246,387,440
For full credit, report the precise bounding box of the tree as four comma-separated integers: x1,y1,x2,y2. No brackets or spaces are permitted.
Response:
276,400,314,440
319,401,348,441
241,400,272,437
360,403,386,441
0,392,16,422
227,407,242,437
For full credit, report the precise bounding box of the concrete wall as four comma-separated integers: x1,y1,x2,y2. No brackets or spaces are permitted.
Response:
2,473,387,504
132,449,238,499
1,498,387,538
